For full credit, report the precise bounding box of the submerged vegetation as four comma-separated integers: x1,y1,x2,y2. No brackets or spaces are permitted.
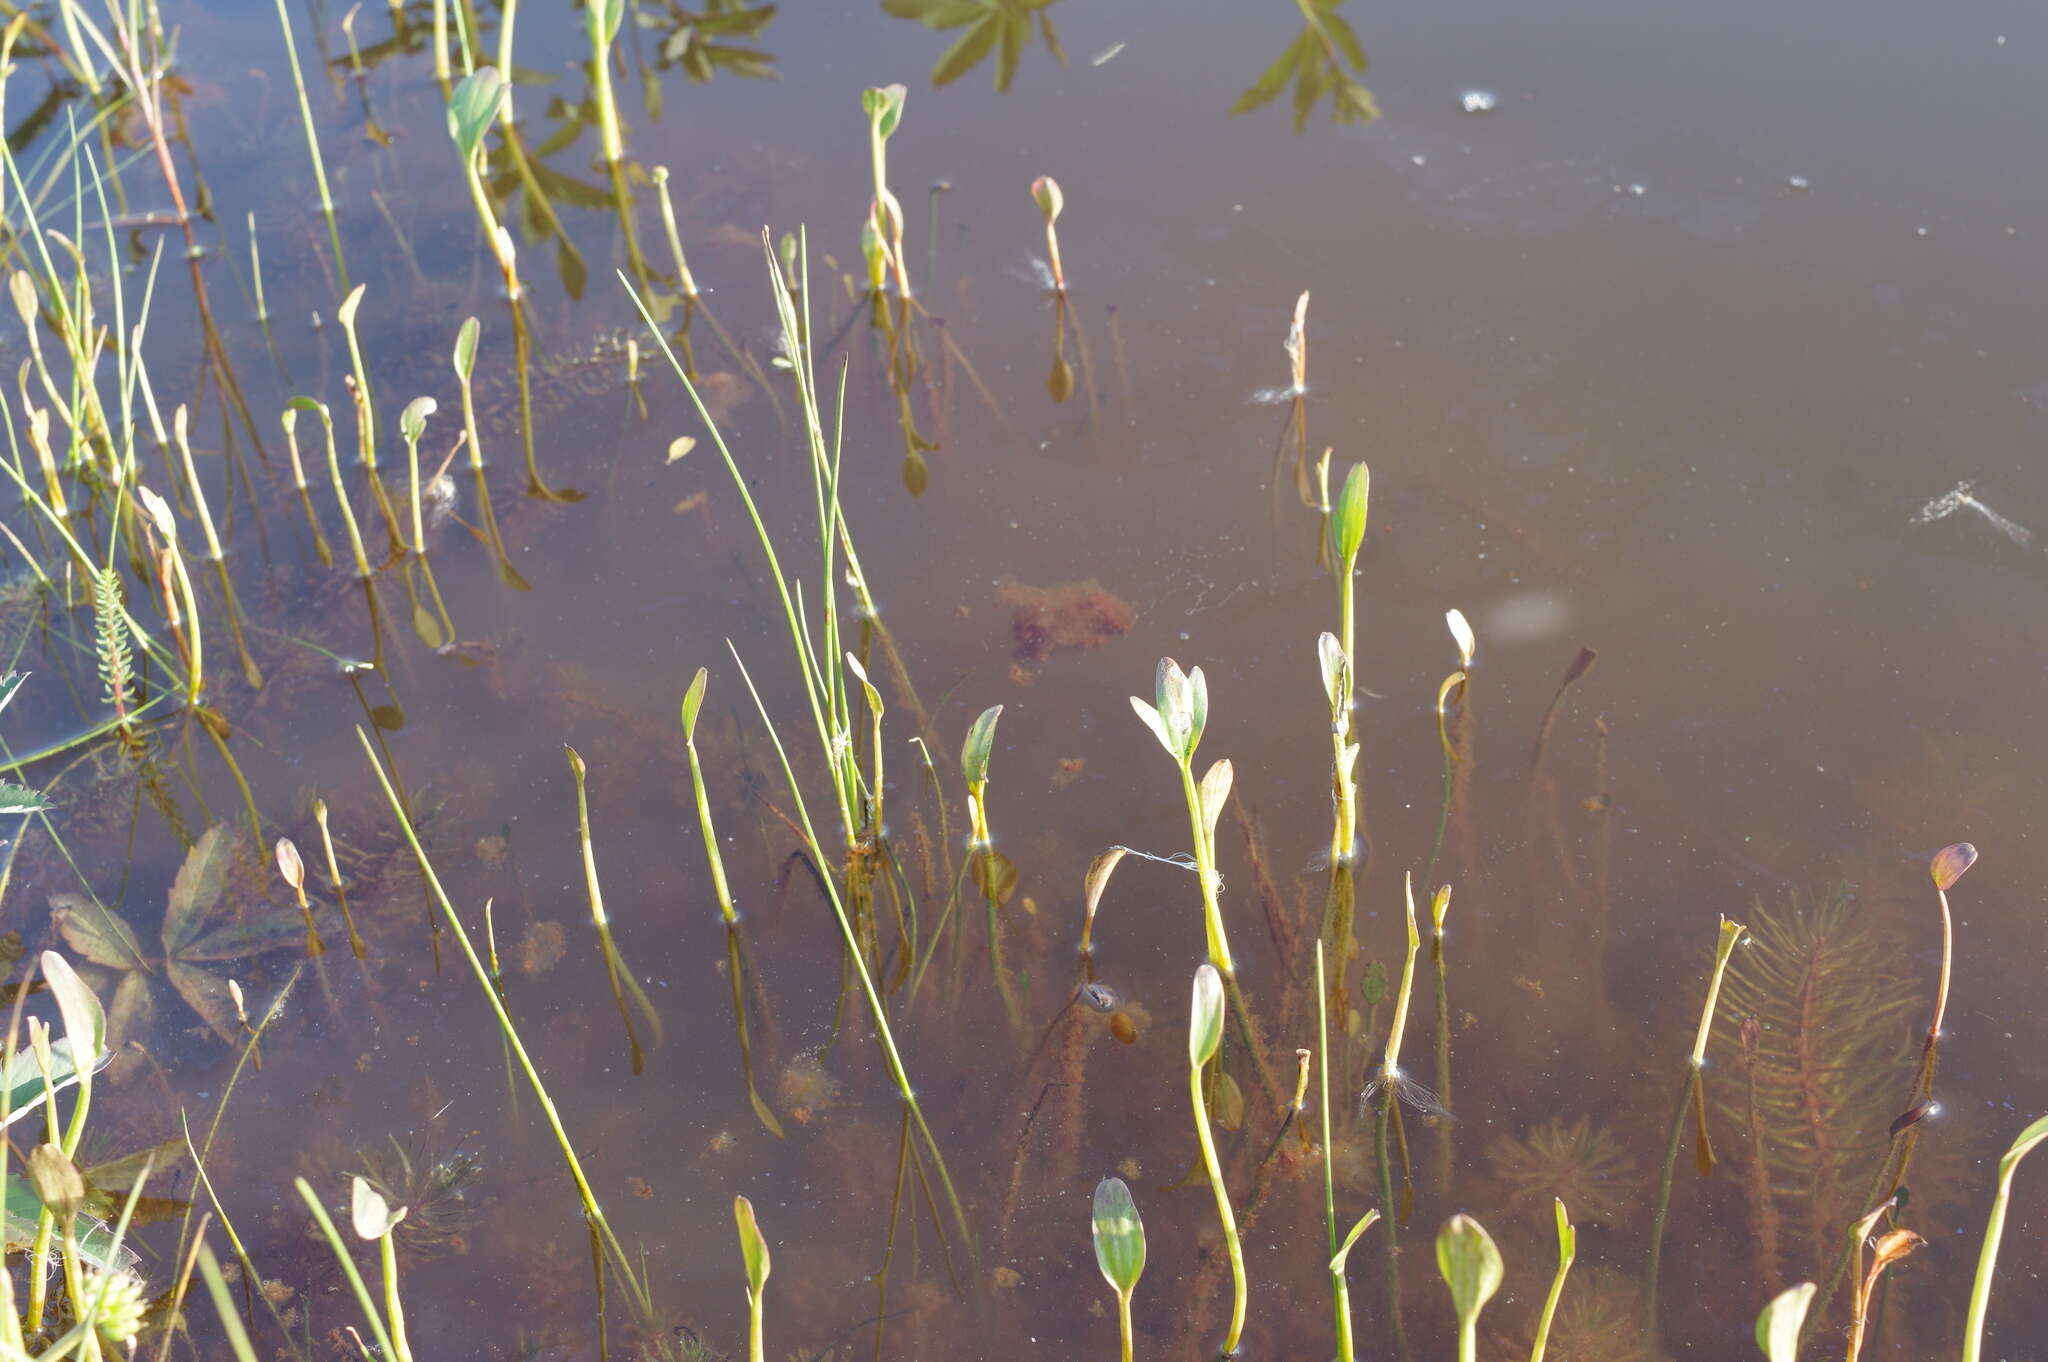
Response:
0,2,2026,1361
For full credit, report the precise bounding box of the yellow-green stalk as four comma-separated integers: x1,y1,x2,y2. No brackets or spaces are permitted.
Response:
453,317,485,470
289,398,372,577
1320,940,1379,1362
398,396,436,553
313,799,366,959
281,407,333,567
733,1195,770,1362
350,1178,414,1362
1188,964,1246,1356
1529,1200,1575,1362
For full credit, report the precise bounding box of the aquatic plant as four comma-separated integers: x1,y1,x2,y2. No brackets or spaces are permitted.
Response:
1031,175,1066,294
1317,941,1379,1362
1187,964,1247,1358
1485,1115,1641,1227
1436,1214,1503,1362
733,1195,770,1362
351,1177,417,1362
1711,888,1914,1289
1961,1112,2048,1362
1090,1175,1145,1362
1754,1282,1815,1362
1530,1200,1576,1362
1233,0,1377,130
448,68,523,299
885,0,1067,91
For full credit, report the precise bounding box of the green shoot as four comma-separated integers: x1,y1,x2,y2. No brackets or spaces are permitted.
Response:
1091,1176,1146,1362
734,1195,770,1362
1529,1199,1574,1362
1962,1113,2048,1362
351,1177,415,1362
399,396,437,553
1031,175,1065,293
1188,964,1246,1358
1753,1282,1815,1362
1435,1214,1503,1362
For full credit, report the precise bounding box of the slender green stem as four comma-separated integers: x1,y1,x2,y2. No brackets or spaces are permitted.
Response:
1191,1049,1246,1356
295,1180,397,1360
1963,1116,2048,1362
1117,1291,1133,1362
1178,758,1234,977
1318,942,1356,1362
270,0,346,290
380,1235,414,1362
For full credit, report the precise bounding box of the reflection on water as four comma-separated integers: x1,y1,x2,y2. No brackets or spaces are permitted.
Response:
0,0,2045,1359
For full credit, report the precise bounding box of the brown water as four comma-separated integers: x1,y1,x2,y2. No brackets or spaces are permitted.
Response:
7,0,2048,1358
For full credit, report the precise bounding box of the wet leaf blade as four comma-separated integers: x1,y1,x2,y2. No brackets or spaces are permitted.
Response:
162,827,234,956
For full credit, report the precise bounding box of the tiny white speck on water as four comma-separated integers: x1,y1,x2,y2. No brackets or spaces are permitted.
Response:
1460,89,1497,113
1411,153,1428,167
1917,226,1930,236
1787,174,1810,190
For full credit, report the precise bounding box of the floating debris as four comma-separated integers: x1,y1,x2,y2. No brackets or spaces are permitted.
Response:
1461,89,1497,113
996,577,1135,660
1787,174,1811,190
1912,480,2035,548
1410,153,1429,167
1091,42,1125,66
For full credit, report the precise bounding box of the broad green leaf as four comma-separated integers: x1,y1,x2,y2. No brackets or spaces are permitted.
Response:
0,672,27,715
1197,759,1233,849
453,316,480,378
734,1195,771,1294
1320,9,1368,69
681,667,710,738
1754,1282,1814,1362
448,68,506,159
1188,964,1225,1067
1233,32,1310,115
2,1173,136,1273
162,826,233,956
0,783,47,813
49,897,148,971
931,14,999,86
39,952,103,1070
960,704,1003,787
1436,1214,1504,1324
1,1035,107,1127
1128,696,1175,758
1333,461,1370,567
994,10,1024,90
1091,1176,1146,1297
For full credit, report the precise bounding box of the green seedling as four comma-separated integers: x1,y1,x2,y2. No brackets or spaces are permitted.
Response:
1753,1281,1815,1362
682,668,783,1137
136,485,205,699
281,408,334,567
1645,914,1745,1327
1188,963,1247,1358
398,396,437,553
273,837,325,956
335,285,379,467
565,746,662,1073
734,1195,770,1362
1131,658,1232,974
172,405,264,690
1091,1176,1146,1362
1436,1214,1503,1362
1032,175,1065,293
1318,941,1378,1362
861,85,911,296
447,68,522,299
1962,1112,2048,1362
1529,1199,1574,1362
1363,874,1438,1361
961,703,1002,847
312,799,366,960
351,1177,415,1362
453,318,484,470
288,397,373,578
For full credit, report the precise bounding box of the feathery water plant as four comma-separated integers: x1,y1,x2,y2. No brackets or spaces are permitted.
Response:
1436,1214,1503,1362
733,1195,770,1362
1187,963,1247,1358
1092,1175,1146,1362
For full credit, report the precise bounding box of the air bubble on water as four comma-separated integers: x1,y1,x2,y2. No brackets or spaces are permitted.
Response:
1460,89,1497,113
1916,226,1930,237
1787,174,1810,190
1411,153,1428,167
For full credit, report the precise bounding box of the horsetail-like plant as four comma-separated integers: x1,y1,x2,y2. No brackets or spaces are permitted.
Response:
566,745,661,1072
1645,914,1745,1325
733,1195,770,1362
1961,1112,2048,1362
398,396,436,553
288,397,373,577
448,69,522,299
1436,1214,1503,1362
1032,175,1066,293
1188,964,1247,1358
682,668,783,1137
1753,1281,1815,1362
1529,1200,1575,1362
351,1177,415,1362
1092,1175,1146,1362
